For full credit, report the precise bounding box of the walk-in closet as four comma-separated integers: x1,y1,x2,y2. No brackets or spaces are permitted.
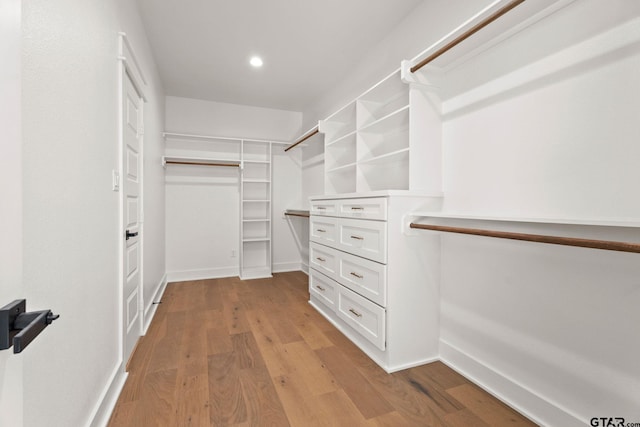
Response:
5,0,639,426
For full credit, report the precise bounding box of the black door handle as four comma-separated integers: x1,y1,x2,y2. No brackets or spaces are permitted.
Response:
0,299,60,353
125,230,138,240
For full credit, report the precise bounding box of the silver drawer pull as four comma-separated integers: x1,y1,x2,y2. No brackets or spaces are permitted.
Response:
351,206,364,211
317,206,326,210
315,285,326,292
316,257,326,262
316,229,326,233
350,272,363,279
348,308,362,318
350,235,364,240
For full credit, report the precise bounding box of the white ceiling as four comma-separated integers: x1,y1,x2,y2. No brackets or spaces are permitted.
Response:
135,0,424,111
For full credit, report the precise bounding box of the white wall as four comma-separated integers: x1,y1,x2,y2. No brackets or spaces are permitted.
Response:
21,0,165,425
165,96,303,278
301,0,493,130
165,168,241,280
273,151,304,272
437,1,640,424
0,0,23,425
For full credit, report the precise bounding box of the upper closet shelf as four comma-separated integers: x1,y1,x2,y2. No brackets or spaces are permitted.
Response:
163,131,287,145
164,132,240,142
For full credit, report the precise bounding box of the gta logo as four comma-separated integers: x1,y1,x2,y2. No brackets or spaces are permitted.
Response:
590,418,625,427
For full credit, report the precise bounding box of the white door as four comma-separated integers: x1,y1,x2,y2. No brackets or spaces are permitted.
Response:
122,71,143,364
0,0,24,424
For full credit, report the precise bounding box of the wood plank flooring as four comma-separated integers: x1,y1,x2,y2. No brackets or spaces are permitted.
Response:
108,272,537,426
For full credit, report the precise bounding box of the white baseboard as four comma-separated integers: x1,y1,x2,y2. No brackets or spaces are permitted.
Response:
166,267,238,283
88,361,128,427
143,273,167,334
440,340,584,427
272,261,303,273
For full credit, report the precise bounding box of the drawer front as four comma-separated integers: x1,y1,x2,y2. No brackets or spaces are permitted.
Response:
309,242,338,278
337,286,386,351
338,198,387,221
310,200,338,216
310,216,337,246
338,218,387,264
337,251,387,307
309,269,337,312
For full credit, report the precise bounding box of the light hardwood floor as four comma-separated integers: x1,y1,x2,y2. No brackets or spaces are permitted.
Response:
108,272,537,426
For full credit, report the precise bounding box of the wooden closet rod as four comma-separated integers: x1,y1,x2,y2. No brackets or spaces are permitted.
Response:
411,0,525,73
165,161,239,167
409,223,640,254
284,212,310,218
284,128,319,152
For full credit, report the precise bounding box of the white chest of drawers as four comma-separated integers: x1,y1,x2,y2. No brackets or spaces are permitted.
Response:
308,193,440,373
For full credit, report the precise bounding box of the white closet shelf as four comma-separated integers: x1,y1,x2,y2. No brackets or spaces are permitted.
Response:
311,190,443,200
243,237,271,243
359,105,409,134
326,130,358,148
327,162,357,174
243,159,270,165
162,156,240,167
163,132,240,142
359,148,409,166
243,218,270,222
242,179,270,183
164,131,288,145
242,199,270,203
410,212,640,228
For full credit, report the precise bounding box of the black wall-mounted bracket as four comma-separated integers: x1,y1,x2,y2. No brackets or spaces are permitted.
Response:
0,299,59,354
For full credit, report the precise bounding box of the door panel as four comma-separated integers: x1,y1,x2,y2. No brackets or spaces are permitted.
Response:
123,72,142,364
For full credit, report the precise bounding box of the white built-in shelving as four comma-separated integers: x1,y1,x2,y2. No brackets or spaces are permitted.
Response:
240,140,273,279
163,132,276,280
319,69,440,196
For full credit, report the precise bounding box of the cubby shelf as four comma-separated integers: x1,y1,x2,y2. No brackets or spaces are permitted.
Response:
327,162,357,174
326,130,358,148
359,147,409,166
319,69,438,195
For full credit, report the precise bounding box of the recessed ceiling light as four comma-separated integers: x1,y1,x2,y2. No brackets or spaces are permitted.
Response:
249,56,263,68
